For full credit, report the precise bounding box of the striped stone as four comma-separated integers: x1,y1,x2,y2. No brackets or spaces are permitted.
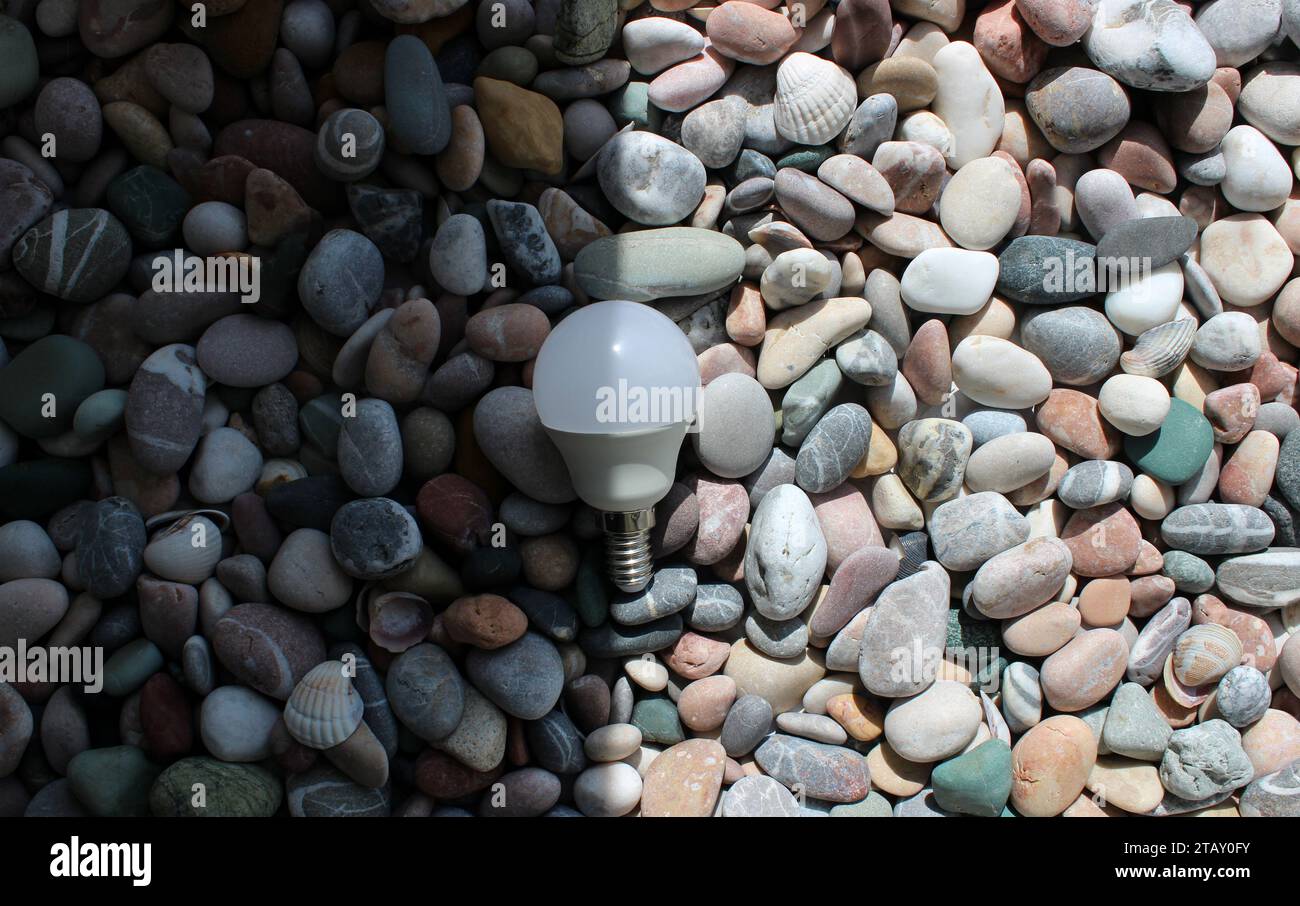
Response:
1057,459,1134,509
13,208,131,303
1160,503,1275,556
1216,548,1300,609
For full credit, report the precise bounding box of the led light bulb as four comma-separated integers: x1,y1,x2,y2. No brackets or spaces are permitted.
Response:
533,300,701,593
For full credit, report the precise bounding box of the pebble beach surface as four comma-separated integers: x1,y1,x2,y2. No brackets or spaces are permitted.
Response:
0,0,1299,821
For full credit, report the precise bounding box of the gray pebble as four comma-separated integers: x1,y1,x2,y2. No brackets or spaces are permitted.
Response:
329,498,422,580
337,398,403,497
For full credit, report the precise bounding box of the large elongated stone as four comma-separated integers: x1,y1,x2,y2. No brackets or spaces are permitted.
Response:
1215,548,1300,609
754,733,871,802
745,484,827,621
1161,504,1275,555
858,562,949,697
574,228,744,302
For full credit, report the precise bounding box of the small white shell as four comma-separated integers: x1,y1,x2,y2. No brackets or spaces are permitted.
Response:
1172,623,1243,687
1120,318,1197,378
284,660,365,750
142,513,224,584
773,52,856,146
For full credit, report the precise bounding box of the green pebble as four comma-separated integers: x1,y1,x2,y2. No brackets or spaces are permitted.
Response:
0,16,38,108
1161,549,1215,594
73,388,129,440
829,790,893,817
103,639,165,697
150,758,283,817
631,693,684,745
106,166,191,247
573,544,609,628
782,359,842,446
1124,398,1214,485
67,746,162,817
931,739,1013,817
0,335,106,438
777,145,835,172
477,46,539,85
0,458,92,520
610,82,662,131
946,607,1001,651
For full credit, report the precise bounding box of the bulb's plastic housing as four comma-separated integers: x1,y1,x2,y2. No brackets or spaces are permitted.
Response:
533,301,700,514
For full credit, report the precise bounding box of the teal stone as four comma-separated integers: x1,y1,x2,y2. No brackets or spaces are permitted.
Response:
103,639,165,697
0,459,92,520
299,394,345,458
574,544,608,628
0,335,106,438
610,82,662,131
1125,398,1214,485
73,388,129,440
931,739,1013,817
631,693,685,745
946,607,1000,651
67,746,162,817
733,149,776,183
777,145,835,172
829,791,893,817
1161,549,1215,594
106,166,191,248
781,359,842,446
150,758,283,817
0,16,38,108
477,46,539,85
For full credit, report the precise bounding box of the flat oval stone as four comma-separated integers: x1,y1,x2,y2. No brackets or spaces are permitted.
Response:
929,491,1030,572
1058,460,1134,509
964,432,1056,494
774,168,855,242
721,773,800,817
465,631,564,720
859,562,949,697
996,235,1098,305
574,228,744,302
640,738,726,816
212,602,326,701
685,583,746,632
1041,629,1129,712
810,546,899,638
1025,66,1131,153
1021,306,1122,386
754,733,870,802
745,484,826,620
14,208,131,303
297,229,383,337
597,131,705,226
951,336,1052,409
1215,548,1300,609
1161,504,1275,556
692,373,775,480
972,537,1073,619
1124,398,1215,485
795,404,871,494
1010,715,1097,816
473,386,575,504
385,34,450,154
884,680,983,762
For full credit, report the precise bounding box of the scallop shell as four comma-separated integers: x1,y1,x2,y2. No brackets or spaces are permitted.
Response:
1172,623,1243,687
284,660,365,750
1120,318,1197,378
773,52,856,146
367,591,434,653
142,512,224,584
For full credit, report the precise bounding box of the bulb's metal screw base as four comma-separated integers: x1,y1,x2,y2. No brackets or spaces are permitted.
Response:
602,509,655,593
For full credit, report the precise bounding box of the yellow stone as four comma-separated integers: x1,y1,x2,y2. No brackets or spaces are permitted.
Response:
1085,755,1164,814
851,421,897,476
472,77,564,175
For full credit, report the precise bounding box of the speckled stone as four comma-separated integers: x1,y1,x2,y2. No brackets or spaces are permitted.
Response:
929,492,1030,572
897,419,972,503
1160,720,1255,800
75,497,145,599
1021,306,1122,386
754,733,870,803
796,404,872,494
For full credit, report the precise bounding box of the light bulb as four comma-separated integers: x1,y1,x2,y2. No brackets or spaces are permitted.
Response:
533,300,701,593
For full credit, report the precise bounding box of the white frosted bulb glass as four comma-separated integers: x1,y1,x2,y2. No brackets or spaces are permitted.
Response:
533,300,701,592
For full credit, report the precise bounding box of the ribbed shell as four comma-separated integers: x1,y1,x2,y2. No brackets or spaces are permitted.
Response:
773,52,856,146
142,513,223,584
1120,318,1196,378
894,531,930,581
284,660,365,750
1162,652,1208,707
1172,623,1243,687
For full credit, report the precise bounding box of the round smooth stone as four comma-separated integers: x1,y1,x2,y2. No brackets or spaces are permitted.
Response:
473,386,575,504
199,686,279,762
1240,760,1300,817
858,564,949,697
962,410,1027,447
884,681,982,763
996,236,1098,305
1125,398,1215,485
0,15,38,108
14,209,131,303
720,693,774,757
1104,262,1184,336
1040,629,1129,712
692,373,775,480
745,484,826,620
1024,66,1130,153
212,603,325,701
817,154,894,214
1199,214,1293,307
929,492,1029,571
753,734,870,802
574,762,642,817
597,131,705,226
721,774,800,817
467,632,565,721
1058,460,1134,509
574,228,744,303
329,498,422,580
1160,504,1275,555
900,248,999,316
972,537,1073,619
1020,307,1122,386
1216,666,1272,728
963,433,1056,494
1219,125,1293,213
622,17,705,75
1081,0,1216,92
1098,374,1171,437
385,35,450,155
1010,716,1097,816
1002,602,1082,657
939,156,1022,250
929,41,1004,168
1190,311,1262,372
1238,62,1300,145
951,336,1052,409
298,229,384,336
196,315,297,388
795,404,871,494
0,335,106,440
188,428,262,504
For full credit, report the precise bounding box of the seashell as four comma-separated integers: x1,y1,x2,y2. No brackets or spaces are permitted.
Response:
142,513,224,584
981,690,1011,745
748,220,813,255
256,458,308,495
773,52,856,146
367,591,434,653
891,531,929,582
1162,652,1208,707
146,508,230,533
1120,317,1197,378
1171,623,1243,687
284,660,365,750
